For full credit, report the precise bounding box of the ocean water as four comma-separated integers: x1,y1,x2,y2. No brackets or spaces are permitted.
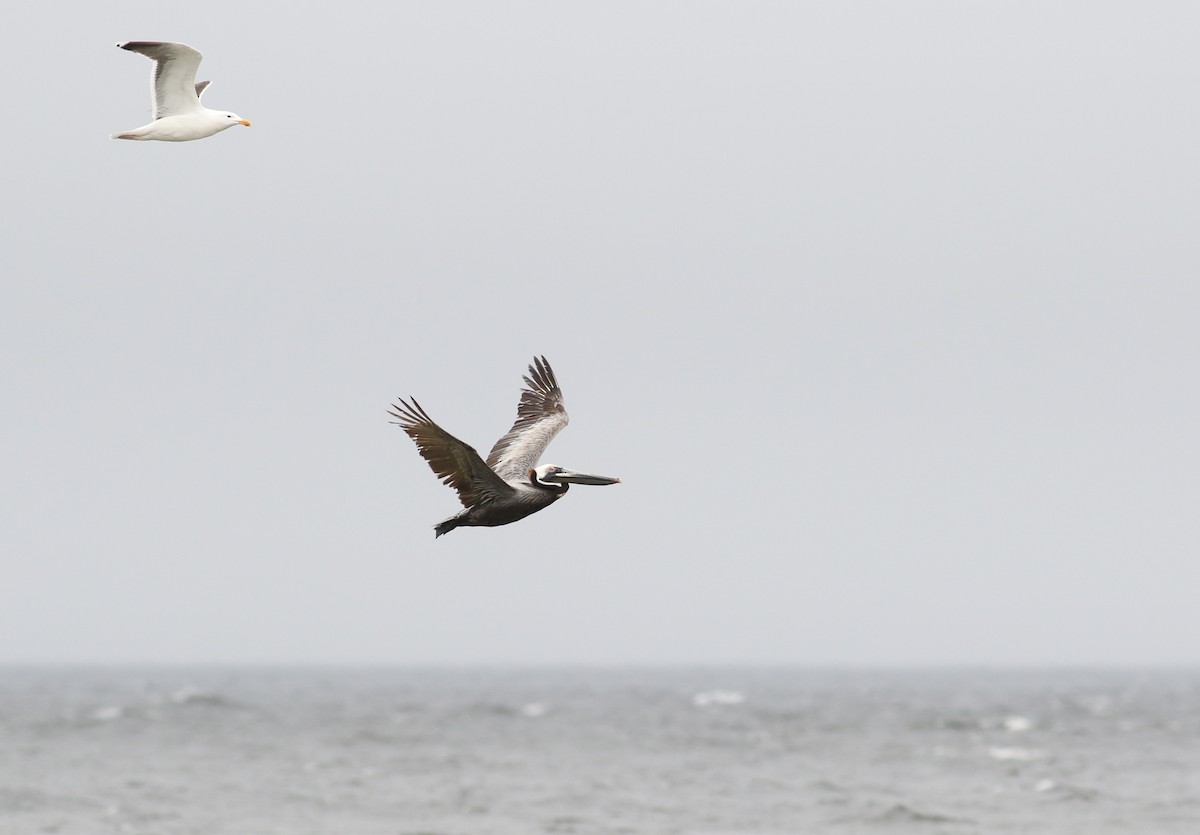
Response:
2,667,1199,834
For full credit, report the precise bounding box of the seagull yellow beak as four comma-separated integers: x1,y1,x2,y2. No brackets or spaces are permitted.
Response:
239,120,252,127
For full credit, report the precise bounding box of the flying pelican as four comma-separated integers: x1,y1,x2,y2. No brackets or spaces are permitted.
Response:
389,357,621,537
112,41,251,141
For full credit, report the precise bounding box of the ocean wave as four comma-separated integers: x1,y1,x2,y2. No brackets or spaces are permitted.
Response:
988,746,1050,762
692,690,746,708
0,786,102,813
1034,779,1100,802
1002,715,1034,732
166,686,246,705
873,803,969,825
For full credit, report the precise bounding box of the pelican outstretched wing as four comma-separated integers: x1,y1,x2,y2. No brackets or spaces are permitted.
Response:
486,356,570,481
389,398,513,508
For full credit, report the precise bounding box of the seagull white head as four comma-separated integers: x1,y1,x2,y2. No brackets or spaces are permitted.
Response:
215,110,253,128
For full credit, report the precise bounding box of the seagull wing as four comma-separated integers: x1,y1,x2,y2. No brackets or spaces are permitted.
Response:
389,399,514,508
194,80,211,100
486,356,570,481
119,41,204,119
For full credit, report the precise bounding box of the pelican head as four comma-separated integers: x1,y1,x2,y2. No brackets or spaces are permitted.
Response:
533,464,621,487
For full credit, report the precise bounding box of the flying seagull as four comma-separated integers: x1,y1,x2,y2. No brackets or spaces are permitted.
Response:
111,41,251,141
389,357,621,537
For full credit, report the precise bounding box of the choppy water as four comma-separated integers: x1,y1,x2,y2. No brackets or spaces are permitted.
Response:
2,667,1199,834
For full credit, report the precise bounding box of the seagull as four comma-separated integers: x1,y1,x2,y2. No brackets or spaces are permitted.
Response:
111,41,251,141
389,357,621,537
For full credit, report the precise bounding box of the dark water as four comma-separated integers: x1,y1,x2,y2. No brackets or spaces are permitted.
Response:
2,667,1199,834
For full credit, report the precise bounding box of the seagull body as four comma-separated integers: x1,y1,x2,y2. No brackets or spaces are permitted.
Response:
389,357,621,537
112,41,251,141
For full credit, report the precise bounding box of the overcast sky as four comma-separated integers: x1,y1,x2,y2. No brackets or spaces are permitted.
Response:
2,1,1198,666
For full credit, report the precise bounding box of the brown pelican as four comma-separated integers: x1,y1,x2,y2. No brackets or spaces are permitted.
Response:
389,357,621,537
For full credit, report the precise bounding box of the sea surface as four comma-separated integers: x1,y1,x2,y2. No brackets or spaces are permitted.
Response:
1,667,1198,834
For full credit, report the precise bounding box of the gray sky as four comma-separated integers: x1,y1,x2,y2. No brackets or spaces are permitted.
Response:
2,1,1198,666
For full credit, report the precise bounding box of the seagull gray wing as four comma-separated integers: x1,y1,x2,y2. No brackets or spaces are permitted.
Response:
486,356,570,481
118,41,204,119
194,80,211,100
389,398,514,508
